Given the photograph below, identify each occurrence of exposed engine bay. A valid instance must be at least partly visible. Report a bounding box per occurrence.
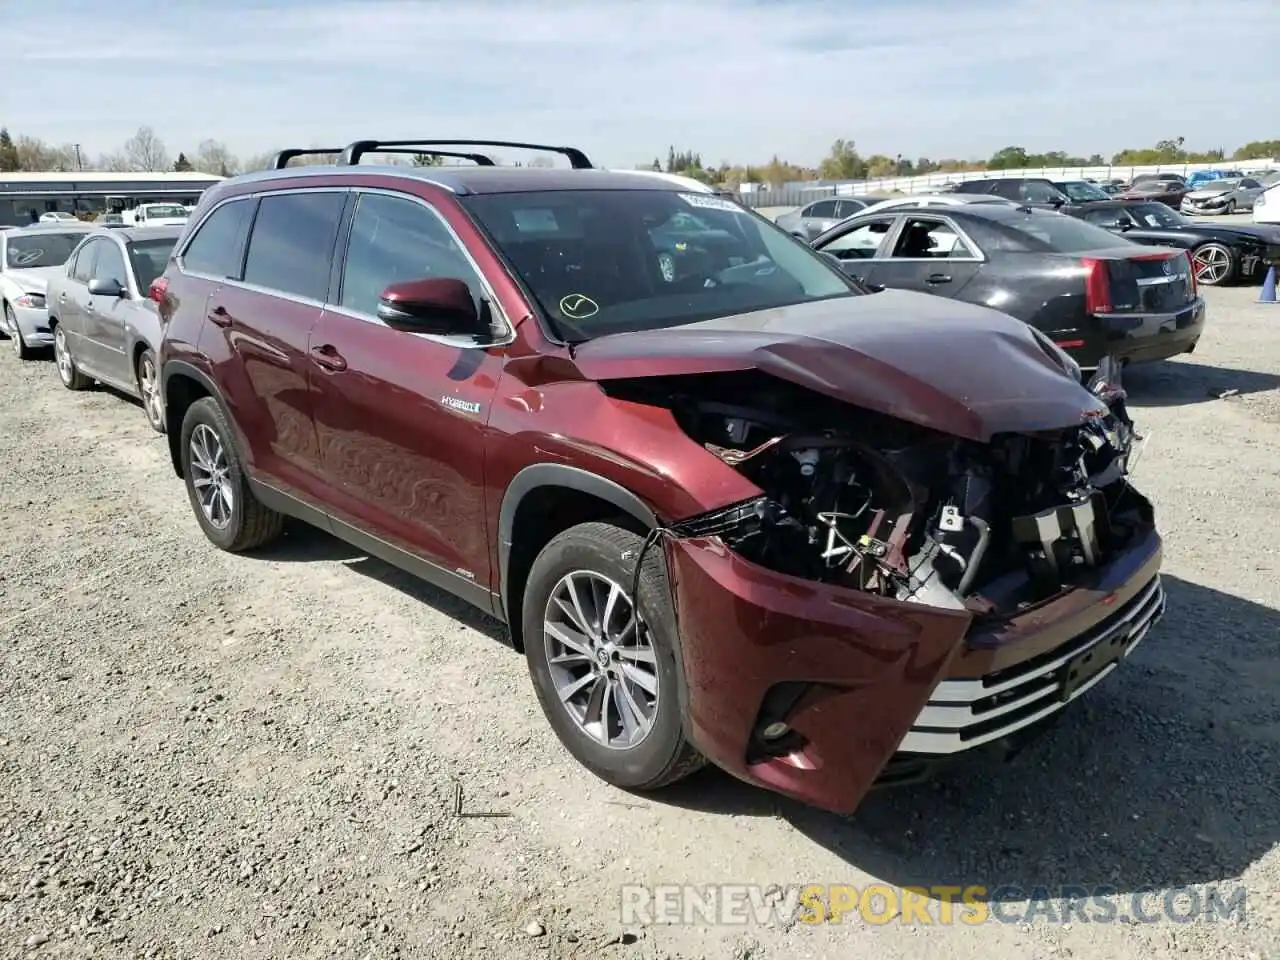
[604,362,1150,616]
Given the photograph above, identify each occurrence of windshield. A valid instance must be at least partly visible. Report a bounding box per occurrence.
[142,204,188,218]
[984,211,1129,254]
[127,237,177,290]
[1055,181,1110,201]
[4,232,86,269]
[459,189,858,341]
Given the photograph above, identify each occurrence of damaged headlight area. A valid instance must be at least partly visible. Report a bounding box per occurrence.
[609,371,1152,616]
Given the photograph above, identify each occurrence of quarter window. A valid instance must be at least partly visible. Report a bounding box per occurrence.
[339,193,482,316]
[182,198,254,279]
[243,192,347,301]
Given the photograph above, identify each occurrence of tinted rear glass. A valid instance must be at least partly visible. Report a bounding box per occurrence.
[980,211,1129,253]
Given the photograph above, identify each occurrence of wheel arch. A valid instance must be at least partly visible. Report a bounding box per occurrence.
[161,360,233,478]
[498,464,659,651]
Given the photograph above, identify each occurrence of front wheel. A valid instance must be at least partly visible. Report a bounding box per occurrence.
[178,397,284,552]
[522,521,704,792]
[1191,243,1235,286]
[1225,200,1237,215]
[7,306,35,361]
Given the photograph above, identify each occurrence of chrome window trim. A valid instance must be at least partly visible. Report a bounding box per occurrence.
[177,184,514,349]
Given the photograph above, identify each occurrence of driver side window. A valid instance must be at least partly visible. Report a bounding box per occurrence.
[339,192,483,317]
[819,219,895,260]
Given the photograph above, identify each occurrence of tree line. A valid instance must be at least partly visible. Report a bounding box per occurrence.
[2,124,1278,186]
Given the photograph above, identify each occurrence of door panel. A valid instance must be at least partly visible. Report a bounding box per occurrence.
[871,216,983,298]
[59,239,98,366]
[202,190,347,502]
[309,190,506,586]
[86,240,132,384]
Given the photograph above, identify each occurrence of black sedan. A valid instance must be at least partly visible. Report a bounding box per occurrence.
[1063,200,1280,287]
[810,204,1205,370]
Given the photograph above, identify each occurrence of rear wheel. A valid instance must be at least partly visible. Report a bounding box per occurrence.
[522,521,704,791]
[1191,243,1235,286]
[135,348,165,433]
[179,397,284,552]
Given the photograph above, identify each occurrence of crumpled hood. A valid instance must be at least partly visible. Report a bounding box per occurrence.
[572,290,1105,442]
[5,265,62,293]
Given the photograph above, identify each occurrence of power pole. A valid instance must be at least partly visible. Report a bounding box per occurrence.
[73,144,83,170]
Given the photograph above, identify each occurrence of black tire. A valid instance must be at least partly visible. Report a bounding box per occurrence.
[522,521,704,791]
[1225,200,1237,215]
[178,397,284,552]
[53,324,92,390]
[135,348,165,433]
[6,305,35,361]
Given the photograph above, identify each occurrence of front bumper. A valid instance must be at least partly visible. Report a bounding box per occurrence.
[666,526,1163,814]
[1181,198,1233,215]
[9,303,53,345]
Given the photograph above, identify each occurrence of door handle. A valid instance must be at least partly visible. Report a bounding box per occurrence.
[208,305,231,328]
[926,273,952,284]
[59,293,68,301]
[85,303,96,314]
[310,344,347,372]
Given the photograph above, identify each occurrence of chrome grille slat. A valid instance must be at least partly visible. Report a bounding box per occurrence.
[898,575,1164,755]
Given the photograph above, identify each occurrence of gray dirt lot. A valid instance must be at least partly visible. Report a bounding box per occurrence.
[2,284,1279,960]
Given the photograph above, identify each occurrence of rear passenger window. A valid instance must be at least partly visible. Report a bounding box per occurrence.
[182,198,254,279]
[243,192,346,301]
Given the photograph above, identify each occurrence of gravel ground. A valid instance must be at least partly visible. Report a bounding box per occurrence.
[1,284,1278,960]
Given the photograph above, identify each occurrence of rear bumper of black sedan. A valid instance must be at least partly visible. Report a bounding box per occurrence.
[1096,297,1206,367]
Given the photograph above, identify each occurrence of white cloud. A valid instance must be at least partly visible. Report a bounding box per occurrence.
[3,0,1276,167]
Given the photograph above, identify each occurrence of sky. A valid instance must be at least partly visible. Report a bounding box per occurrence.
[3,0,1277,169]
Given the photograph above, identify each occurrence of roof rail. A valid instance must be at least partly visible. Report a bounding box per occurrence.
[269,148,344,170]
[336,139,593,169]
[357,146,496,166]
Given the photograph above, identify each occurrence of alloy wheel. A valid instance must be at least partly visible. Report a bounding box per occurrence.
[188,423,234,529]
[138,354,163,429]
[1192,245,1232,285]
[7,308,22,356]
[542,570,659,750]
[54,328,74,383]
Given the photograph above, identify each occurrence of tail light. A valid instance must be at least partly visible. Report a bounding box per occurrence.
[1185,250,1198,296]
[149,276,168,304]
[1080,257,1111,314]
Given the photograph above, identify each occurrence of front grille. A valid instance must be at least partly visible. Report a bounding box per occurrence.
[897,575,1164,755]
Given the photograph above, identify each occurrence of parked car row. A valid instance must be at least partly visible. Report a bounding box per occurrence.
[0,139,1167,818]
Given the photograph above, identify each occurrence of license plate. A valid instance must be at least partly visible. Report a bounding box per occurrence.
[1058,629,1132,701]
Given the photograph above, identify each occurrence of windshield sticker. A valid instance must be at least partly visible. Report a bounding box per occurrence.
[678,193,740,213]
[511,209,559,232]
[559,293,599,319]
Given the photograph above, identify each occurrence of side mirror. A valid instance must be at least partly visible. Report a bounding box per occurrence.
[376,277,487,337]
[88,277,125,297]
[1118,219,1135,231]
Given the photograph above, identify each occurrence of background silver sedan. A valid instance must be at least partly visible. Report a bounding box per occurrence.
[1180,176,1266,215]
[774,194,894,240]
[45,226,183,433]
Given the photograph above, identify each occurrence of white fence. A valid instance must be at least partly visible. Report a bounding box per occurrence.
[843,159,1278,196]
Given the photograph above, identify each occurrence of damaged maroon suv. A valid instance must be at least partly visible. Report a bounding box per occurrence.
[155,139,1164,814]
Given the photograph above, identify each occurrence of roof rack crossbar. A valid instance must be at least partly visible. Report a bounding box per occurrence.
[337,139,593,169]
[269,148,344,170]
[357,146,496,166]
